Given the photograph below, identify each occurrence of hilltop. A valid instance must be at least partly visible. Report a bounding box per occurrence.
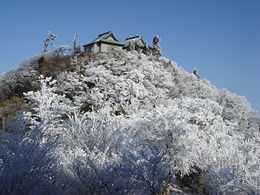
[0,48,259,194]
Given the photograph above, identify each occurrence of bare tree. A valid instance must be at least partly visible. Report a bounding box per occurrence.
[43,32,57,53]
[73,32,81,54]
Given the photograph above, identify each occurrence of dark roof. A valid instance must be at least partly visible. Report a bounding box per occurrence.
[98,31,112,37]
[83,31,125,47]
[126,35,141,40]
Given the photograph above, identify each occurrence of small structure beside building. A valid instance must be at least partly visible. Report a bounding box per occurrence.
[123,35,161,56]
[83,31,125,53]
[123,35,148,52]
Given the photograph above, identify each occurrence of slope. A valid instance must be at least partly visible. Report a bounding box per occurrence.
[0,49,259,194]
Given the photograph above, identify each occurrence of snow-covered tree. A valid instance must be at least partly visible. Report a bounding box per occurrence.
[43,32,57,53]
[24,76,73,130]
[0,116,59,194]
[1,49,258,194]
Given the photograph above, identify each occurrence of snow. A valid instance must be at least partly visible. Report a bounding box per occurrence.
[0,50,259,194]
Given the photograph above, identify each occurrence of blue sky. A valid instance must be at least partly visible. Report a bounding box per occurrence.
[0,0,259,111]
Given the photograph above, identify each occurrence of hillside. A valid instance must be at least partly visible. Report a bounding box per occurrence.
[0,49,259,194]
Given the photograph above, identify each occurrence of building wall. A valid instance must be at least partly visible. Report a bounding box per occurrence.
[84,44,100,53]
[93,43,100,53]
[84,45,93,52]
[85,43,122,53]
[100,43,122,52]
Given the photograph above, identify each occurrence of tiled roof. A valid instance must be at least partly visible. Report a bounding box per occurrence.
[83,31,125,46]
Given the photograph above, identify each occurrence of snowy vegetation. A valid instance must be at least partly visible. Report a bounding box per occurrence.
[0,49,259,194]
[0,45,69,103]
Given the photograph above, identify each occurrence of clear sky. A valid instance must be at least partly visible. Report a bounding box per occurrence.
[0,0,259,111]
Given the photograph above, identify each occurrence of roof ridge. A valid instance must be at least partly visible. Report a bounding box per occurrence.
[98,31,112,37]
[126,35,141,40]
